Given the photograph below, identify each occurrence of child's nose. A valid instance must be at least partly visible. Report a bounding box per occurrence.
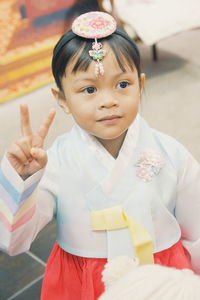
[98,94,119,109]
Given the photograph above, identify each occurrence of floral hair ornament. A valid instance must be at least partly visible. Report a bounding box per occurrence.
[72,11,116,76]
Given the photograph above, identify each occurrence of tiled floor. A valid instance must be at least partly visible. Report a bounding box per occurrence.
[0,221,56,300]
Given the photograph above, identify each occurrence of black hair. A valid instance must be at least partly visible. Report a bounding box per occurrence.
[52,28,141,91]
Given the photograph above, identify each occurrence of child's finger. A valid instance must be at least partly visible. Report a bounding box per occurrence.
[15,137,32,160]
[7,144,30,165]
[30,148,47,168]
[20,104,33,137]
[37,108,56,140]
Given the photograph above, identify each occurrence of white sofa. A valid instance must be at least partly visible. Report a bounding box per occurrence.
[99,0,200,59]
[100,0,200,45]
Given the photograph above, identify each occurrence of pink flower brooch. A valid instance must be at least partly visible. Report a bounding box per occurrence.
[135,149,165,182]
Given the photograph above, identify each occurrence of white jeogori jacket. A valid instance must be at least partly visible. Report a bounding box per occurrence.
[1,115,200,273]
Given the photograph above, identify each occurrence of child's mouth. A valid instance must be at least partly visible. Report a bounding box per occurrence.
[98,115,122,122]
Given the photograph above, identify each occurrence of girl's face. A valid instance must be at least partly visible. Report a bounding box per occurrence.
[54,43,145,154]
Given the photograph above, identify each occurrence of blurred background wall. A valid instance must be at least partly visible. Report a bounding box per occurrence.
[0,0,98,103]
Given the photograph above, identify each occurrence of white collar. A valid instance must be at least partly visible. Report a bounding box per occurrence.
[76,115,140,172]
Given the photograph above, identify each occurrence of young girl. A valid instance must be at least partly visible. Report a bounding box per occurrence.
[0,11,200,300]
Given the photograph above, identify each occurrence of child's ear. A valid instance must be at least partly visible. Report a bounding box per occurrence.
[51,87,71,114]
[140,73,145,93]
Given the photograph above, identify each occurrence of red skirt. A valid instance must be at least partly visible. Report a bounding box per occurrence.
[41,241,192,300]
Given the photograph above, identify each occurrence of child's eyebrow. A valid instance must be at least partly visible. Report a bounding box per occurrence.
[73,77,97,84]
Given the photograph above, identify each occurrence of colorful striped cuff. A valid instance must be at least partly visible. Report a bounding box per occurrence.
[0,155,44,231]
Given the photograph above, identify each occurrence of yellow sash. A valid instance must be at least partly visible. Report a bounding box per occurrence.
[91,206,154,264]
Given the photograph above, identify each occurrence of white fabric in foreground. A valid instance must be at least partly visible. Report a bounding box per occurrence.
[100,256,200,300]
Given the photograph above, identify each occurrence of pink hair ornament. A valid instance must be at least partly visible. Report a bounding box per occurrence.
[72,11,117,76]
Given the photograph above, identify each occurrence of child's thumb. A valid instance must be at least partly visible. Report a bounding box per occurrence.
[30,147,47,168]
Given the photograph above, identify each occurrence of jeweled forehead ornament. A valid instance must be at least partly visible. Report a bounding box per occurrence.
[72,11,117,76]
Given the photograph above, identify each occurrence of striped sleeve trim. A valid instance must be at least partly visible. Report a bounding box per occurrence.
[0,191,37,231]
[0,205,36,232]
[0,156,44,232]
[0,155,44,211]
[1,155,44,193]
[0,168,38,205]
[0,191,36,223]
[0,177,39,214]
[0,167,20,202]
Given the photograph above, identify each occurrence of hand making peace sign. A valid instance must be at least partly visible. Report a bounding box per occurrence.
[6,104,56,179]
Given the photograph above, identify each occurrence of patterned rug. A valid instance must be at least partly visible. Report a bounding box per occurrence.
[0,0,98,103]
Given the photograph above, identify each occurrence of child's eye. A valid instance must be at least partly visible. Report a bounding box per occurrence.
[116,81,129,89]
[82,86,97,94]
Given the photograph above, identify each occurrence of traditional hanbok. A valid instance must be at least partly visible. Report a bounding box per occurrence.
[1,115,200,300]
